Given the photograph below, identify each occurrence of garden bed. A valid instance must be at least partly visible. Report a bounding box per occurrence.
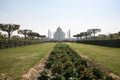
[37,43,114,80]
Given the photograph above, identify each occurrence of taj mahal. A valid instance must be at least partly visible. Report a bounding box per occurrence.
[53,27,65,40]
[48,27,71,41]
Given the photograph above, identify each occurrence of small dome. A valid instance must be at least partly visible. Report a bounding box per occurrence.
[57,27,62,31]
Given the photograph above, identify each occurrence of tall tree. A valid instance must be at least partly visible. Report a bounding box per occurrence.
[73,34,80,40]
[98,34,107,39]
[79,33,84,39]
[87,28,101,38]
[74,32,92,40]
[0,24,20,41]
[118,31,120,37]
[118,31,120,35]
[18,29,32,39]
[35,33,41,39]
[27,32,35,39]
[109,33,119,39]
[80,32,91,39]
[40,35,46,40]
[27,32,41,39]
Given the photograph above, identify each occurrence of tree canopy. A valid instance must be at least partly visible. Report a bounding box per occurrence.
[87,28,101,37]
[18,29,32,39]
[0,24,20,40]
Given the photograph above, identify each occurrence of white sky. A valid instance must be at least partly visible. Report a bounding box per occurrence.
[0,0,120,38]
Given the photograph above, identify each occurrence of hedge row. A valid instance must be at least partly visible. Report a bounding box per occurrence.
[0,40,42,49]
[76,39,120,48]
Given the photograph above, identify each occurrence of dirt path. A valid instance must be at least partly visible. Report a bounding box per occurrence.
[22,50,52,80]
[77,51,120,80]
[21,49,120,80]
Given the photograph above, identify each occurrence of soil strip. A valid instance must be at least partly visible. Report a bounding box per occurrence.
[21,49,120,80]
[22,50,52,80]
[77,51,120,80]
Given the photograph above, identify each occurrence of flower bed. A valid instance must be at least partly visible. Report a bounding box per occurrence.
[37,43,114,80]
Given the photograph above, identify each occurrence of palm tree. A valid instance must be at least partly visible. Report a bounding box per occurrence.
[0,24,20,41]
[18,29,32,39]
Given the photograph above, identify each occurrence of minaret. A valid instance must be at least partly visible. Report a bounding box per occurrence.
[48,29,51,39]
[67,31,68,39]
[68,29,71,40]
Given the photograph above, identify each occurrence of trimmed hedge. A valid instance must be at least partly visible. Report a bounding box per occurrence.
[76,39,120,48]
[0,40,42,49]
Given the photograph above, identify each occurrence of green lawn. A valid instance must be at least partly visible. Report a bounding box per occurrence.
[0,42,56,80]
[66,42,120,76]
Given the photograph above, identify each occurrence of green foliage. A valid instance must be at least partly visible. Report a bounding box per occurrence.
[93,68,103,79]
[0,39,42,49]
[45,60,53,69]
[0,23,20,41]
[37,70,49,80]
[0,24,46,49]
[87,28,101,37]
[76,39,120,48]
[51,74,64,80]
[0,24,19,33]
[74,29,120,40]
[51,61,63,74]
[67,42,120,76]
[38,43,114,80]
[105,76,115,80]
[18,29,32,39]
[0,43,56,79]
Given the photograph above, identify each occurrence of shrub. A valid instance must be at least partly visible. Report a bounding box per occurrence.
[37,70,49,80]
[38,43,115,80]
[93,68,103,79]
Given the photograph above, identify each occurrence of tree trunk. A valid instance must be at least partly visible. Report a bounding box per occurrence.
[94,33,95,38]
[77,37,78,41]
[86,35,87,39]
[80,37,82,40]
[37,37,39,40]
[8,32,11,41]
[7,32,11,47]
[24,34,27,39]
[41,37,43,40]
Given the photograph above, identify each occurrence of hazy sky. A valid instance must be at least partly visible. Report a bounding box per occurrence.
[0,0,120,37]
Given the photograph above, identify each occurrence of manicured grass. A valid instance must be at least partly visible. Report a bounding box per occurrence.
[0,42,56,79]
[66,42,120,76]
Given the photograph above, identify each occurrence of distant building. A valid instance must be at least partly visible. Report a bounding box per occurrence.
[48,29,52,39]
[53,27,65,41]
[67,29,71,40]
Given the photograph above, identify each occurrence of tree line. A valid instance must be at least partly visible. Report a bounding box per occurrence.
[73,28,120,48]
[0,23,46,48]
[0,23,46,41]
[73,28,120,40]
